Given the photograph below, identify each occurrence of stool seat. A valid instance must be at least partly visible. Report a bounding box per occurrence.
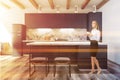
[55,57,70,61]
[30,57,48,63]
[31,57,47,61]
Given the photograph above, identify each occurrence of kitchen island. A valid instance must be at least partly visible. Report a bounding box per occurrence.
[25,41,107,69]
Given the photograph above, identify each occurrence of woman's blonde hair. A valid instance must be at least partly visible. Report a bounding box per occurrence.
[92,20,99,30]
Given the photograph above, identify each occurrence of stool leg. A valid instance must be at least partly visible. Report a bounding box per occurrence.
[29,62,31,77]
[47,62,49,75]
[54,63,56,77]
[33,64,35,73]
[46,62,48,77]
[69,63,71,77]
[48,63,49,73]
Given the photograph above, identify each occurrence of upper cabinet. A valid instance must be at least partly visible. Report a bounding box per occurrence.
[25,13,87,28]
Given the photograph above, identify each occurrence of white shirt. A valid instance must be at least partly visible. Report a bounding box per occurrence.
[89,29,100,41]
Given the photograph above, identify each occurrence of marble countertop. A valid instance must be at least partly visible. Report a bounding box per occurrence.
[23,40,107,46]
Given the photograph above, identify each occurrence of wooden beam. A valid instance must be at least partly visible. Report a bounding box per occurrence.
[29,0,39,9]
[48,0,54,9]
[97,0,109,9]
[81,0,90,9]
[11,0,25,9]
[66,0,71,9]
[0,2,11,9]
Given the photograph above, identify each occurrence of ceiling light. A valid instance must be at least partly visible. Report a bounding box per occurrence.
[92,5,97,13]
[74,5,78,13]
[38,5,42,13]
[56,5,60,13]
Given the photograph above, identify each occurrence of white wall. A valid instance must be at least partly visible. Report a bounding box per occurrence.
[0,7,39,45]
[99,0,120,64]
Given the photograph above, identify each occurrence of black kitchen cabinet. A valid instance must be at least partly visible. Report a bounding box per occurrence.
[25,13,87,28]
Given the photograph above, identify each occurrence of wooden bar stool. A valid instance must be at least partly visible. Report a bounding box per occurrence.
[53,57,71,77]
[29,54,49,78]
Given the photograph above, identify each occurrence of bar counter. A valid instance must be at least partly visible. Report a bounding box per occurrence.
[26,41,107,45]
[25,41,107,69]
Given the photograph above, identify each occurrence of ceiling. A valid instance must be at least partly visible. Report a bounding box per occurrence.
[0,0,109,13]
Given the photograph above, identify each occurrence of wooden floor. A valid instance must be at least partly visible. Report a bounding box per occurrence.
[0,55,119,80]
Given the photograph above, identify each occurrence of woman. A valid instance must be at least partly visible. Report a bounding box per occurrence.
[87,20,101,74]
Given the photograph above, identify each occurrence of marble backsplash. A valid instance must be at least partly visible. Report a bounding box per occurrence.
[26,28,87,41]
